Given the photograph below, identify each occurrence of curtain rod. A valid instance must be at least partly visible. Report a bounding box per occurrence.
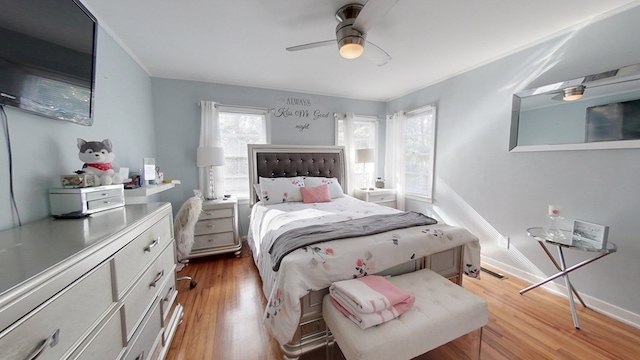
[405,103,436,116]
[197,101,273,112]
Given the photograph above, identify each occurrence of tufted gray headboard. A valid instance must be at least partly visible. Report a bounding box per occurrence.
[248,144,347,205]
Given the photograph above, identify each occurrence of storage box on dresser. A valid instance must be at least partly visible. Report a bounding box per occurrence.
[0,203,183,360]
[49,184,125,217]
[353,188,397,209]
[188,196,241,258]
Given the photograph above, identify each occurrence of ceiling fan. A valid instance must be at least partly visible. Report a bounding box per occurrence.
[286,0,399,66]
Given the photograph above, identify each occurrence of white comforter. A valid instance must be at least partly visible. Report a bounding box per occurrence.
[248,196,481,345]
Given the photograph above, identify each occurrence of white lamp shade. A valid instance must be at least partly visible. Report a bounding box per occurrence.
[197,147,225,167]
[356,148,375,163]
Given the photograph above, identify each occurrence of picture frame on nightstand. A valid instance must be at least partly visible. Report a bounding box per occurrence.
[571,220,609,249]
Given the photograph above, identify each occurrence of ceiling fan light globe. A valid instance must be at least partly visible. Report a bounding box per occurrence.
[340,43,364,59]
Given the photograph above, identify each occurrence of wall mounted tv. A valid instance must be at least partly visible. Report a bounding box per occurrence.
[0,0,97,126]
[586,98,640,143]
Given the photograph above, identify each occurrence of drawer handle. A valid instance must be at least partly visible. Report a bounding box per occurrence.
[164,286,175,302]
[100,193,108,196]
[134,350,145,360]
[103,200,111,204]
[205,212,214,216]
[150,270,165,288]
[26,329,60,360]
[144,237,160,252]
[207,223,215,228]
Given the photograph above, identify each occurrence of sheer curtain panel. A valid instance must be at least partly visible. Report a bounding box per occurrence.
[385,112,407,210]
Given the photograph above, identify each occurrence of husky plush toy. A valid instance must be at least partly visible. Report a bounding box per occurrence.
[77,138,124,186]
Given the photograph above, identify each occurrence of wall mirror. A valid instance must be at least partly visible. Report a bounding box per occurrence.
[510,63,640,152]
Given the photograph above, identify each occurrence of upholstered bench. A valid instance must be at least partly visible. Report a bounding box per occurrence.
[322,268,489,360]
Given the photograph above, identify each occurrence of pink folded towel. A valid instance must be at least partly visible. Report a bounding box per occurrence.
[330,275,413,313]
[330,294,415,329]
[329,275,415,329]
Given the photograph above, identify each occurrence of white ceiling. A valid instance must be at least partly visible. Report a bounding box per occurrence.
[81,0,640,102]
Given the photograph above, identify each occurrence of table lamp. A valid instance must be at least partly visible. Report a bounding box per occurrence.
[356,148,375,189]
[197,146,225,200]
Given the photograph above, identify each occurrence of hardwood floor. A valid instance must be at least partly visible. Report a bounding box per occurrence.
[166,244,640,360]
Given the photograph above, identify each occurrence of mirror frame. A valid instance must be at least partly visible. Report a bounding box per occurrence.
[509,63,640,152]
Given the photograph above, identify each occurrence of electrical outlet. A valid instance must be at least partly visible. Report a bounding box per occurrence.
[499,235,510,249]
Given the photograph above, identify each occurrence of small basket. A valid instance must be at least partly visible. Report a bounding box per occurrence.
[60,174,96,188]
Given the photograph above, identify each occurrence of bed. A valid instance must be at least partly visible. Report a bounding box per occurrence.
[247,144,481,360]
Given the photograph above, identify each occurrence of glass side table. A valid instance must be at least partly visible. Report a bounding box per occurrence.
[520,227,617,329]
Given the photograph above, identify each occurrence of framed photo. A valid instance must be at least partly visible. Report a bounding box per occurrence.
[572,220,609,249]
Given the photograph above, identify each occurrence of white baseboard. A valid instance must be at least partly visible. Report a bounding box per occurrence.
[481,255,640,330]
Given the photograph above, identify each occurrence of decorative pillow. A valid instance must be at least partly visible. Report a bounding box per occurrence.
[300,184,332,204]
[303,177,345,198]
[259,176,305,205]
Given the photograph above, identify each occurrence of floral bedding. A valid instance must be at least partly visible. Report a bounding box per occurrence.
[247,196,481,345]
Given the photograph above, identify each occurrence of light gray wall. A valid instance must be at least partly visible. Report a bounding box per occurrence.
[150,78,386,224]
[388,6,640,319]
[0,27,156,230]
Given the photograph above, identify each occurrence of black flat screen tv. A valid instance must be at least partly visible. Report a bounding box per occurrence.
[586,98,640,143]
[0,0,97,125]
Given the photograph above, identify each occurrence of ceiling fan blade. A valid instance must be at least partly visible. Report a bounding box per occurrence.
[364,41,392,66]
[286,40,336,52]
[353,0,399,33]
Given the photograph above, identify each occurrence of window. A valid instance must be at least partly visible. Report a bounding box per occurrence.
[218,108,269,198]
[336,116,378,188]
[404,106,436,199]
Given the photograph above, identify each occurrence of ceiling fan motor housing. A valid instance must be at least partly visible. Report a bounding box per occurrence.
[335,4,366,58]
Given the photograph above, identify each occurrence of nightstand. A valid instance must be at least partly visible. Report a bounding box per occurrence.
[353,188,397,209]
[188,196,241,258]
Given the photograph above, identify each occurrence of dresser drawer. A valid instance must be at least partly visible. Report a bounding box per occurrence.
[121,243,175,340]
[87,196,124,211]
[72,306,125,360]
[0,262,113,360]
[200,208,233,220]
[159,270,178,326]
[194,217,233,235]
[122,299,163,360]
[192,231,235,250]
[113,215,172,296]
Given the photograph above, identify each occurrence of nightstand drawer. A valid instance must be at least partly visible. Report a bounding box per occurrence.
[195,218,233,235]
[368,193,394,203]
[193,232,235,250]
[200,208,233,220]
[377,200,397,208]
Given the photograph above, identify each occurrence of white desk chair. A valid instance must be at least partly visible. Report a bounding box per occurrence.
[174,194,203,289]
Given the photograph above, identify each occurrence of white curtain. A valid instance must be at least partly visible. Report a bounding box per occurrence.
[385,112,406,210]
[335,112,357,195]
[199,101,225,197]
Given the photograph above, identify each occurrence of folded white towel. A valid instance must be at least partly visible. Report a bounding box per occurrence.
[329,275,415,329]
[329,275,413,313]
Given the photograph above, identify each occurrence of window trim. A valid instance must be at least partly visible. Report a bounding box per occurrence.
[403,104,437,201]
[217,106,270,200]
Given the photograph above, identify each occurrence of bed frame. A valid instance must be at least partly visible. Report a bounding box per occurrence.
[247,144,465,360]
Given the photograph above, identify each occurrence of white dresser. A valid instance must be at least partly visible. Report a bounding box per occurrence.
[0,203,183,360]
[188,196,241,258]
